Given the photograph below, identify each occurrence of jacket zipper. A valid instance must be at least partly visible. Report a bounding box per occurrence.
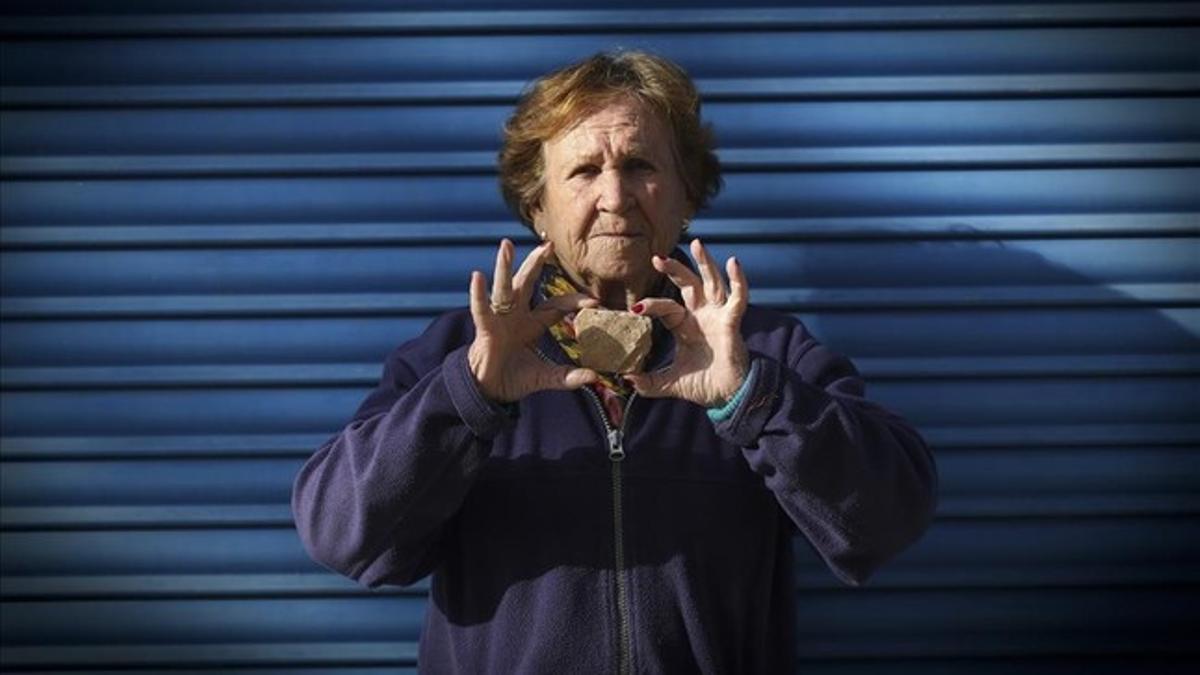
[535,348,637,673]
[585,386,637,675]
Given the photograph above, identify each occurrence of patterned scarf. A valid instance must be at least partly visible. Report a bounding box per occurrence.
[539,265,635,427]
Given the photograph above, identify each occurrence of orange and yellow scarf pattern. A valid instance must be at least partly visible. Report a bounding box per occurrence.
[540,266,634,425]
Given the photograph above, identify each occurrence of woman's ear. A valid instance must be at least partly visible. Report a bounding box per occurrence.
[526,201,543,234]
[676,205,697,244]
[529,209,546,241]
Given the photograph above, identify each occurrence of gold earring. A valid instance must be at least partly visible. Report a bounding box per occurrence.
[539,230,548,240]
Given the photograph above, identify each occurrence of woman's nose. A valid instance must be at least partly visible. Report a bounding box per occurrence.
[596,169,633,213]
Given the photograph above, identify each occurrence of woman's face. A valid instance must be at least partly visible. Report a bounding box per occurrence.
[531,97,691,302]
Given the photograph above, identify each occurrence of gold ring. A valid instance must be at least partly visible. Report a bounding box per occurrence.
[490,300,514,315]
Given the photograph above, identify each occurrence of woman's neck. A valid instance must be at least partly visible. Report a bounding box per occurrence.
[590,281,643,311]
[558,266,664,311]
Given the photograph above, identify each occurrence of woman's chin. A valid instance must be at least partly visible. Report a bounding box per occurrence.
[585,256,652,284]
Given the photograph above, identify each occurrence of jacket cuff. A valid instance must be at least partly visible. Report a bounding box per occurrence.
[707,359,760,423]
[443,344,513,440]
[713,354,830,447]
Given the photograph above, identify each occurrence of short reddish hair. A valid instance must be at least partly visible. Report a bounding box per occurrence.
[498,50,723,228]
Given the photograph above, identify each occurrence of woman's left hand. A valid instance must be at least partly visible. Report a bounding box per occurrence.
[623,238,751,408]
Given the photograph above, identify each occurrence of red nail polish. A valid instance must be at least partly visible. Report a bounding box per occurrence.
[631,302,644,314]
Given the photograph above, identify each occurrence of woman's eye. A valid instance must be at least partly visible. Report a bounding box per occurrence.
[625,158,655,172]
[570,165,600,178]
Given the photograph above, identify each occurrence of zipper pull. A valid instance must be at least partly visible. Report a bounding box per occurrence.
[607,429,625,461]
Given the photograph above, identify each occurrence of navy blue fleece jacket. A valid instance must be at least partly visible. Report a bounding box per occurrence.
[292,291,938,673]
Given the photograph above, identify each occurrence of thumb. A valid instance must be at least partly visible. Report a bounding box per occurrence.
[622,368,675,399]
[540,364,599,391]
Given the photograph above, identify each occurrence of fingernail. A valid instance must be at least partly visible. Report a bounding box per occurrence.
[631,302,644,314]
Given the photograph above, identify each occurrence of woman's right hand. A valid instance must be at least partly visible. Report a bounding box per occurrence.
[467,239,600,403]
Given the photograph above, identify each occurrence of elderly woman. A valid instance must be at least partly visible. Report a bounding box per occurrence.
[293,51,937,673]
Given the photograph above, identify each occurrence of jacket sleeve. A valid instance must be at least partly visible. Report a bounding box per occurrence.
[291,311,510,588]
[713,315,938,587]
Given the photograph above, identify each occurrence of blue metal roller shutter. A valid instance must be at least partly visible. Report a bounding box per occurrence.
[1,1,1198,672]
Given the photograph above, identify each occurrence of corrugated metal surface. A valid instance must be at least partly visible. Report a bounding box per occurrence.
[2,1,1198,672]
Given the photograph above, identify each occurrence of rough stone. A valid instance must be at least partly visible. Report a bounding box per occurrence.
[574,308,653,373]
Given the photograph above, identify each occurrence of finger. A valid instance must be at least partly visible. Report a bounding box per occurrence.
[651,255,704,309]
[490,239,515,308]
[468,271,489,324]
[531,292,600,329]
[512,241,553,307]
[633,297,689,333]
[691,238,727,305]
[726,256,749,322]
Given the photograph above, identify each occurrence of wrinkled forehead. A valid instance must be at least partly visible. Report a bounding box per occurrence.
[549,98,673,159]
